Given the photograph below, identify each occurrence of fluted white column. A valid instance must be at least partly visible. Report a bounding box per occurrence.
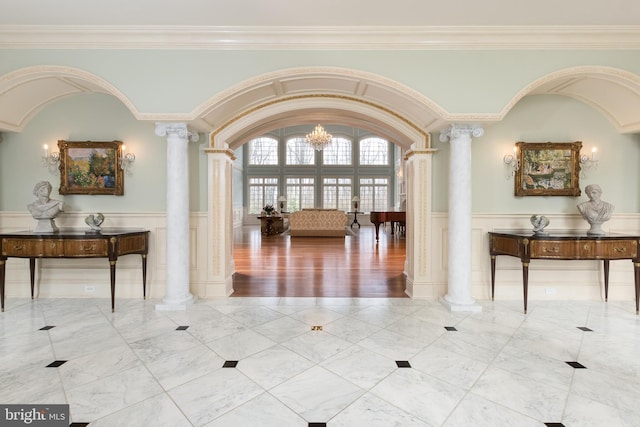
[439,124,483,312]
[155,122,199,311]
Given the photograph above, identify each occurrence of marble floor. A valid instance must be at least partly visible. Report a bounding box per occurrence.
[1,297,640,427]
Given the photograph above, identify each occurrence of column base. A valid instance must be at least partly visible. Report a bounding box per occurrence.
[156,293,196,311]
[439,296,482,313]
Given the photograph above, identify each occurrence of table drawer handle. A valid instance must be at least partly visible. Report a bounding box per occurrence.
[542,246,560,253]
[80,244,97,251]
[614,247,627,253]
[12,244,25,251]
[584,244,590,251]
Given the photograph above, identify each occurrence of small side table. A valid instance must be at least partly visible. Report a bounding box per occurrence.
[258,216,284,235]
[347,211,363,228]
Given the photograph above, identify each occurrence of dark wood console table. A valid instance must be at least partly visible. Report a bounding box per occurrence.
[0,229,149,312]
[489,230,640,314]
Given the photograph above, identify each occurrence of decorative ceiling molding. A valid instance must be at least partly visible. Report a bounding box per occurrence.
[1,25,640,50]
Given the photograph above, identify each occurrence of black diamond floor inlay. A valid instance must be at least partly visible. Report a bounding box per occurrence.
[577,326,593,331]
[70,423,90,427]
[396,360,411,368]
[544,423,566,427]
[309,423,327,427]
[566,361,587,369]
[39,326,55,330]
[445,326,457,331]
[176,326,189,330]
[223,360,239,368]
[46,360,68,368]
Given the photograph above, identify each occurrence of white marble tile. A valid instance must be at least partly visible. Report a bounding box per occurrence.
[0,331,55,370]
[0,363,66,404]
[470,366,567,422]
[508,328,582,362]
[493,344,574,391]
[89,393,192,427]
[50,327,128,360]
[410,344,488,389]
[281,330,354,363]
[129,329,203,364]
[144,344,224,390]
[288,306,345,325]
[204,393,306,427]
[369,368,466,426]
[383,316,445,346]
[562,393,640,427]
[358,329,427,360]
[226,305,284,327]
[66,364,164,421]
[236,345,314,389]
[58,344,142,390]
[187,317,248,343]
[571,368,640,416]
[443,393,541,427]
[330,393,429,427]
[168,368,264,426]
[348,305,408,328]
[410,304,468,326]
[320,345,396,389]
[206,328,276,360]
[252,316,310,343]
[322,316,381,343]
[270,366,364,422]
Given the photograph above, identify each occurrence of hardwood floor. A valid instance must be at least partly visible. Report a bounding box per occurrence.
[231,225,408,298]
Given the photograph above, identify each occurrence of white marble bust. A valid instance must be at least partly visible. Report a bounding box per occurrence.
[27,181,63,232]
[576,184,614,235]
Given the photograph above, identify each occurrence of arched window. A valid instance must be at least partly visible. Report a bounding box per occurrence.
[322,137,352,165]
[286,137,316,165]
[248,137,278,165]
[359,137,389,165]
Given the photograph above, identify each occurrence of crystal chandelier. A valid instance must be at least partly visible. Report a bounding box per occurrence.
[305,124,333,151]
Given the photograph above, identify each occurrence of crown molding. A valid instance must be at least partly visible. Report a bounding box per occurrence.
[1,25,640,50]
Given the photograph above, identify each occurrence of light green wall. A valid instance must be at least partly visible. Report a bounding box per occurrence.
[1,91,639,215]
[2,49,640,114]
[430,94,640,213]
[0,93,207,212]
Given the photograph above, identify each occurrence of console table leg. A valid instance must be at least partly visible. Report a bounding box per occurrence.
[109,261,116,312]
[29,258,36,299]
[603,259,610,302]
[522,262,529,314]
[0,259,5,312]
[490,255,496,301]
[634,262,640,315]
[142,254,148,299]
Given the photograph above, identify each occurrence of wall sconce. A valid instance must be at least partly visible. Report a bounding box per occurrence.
[352,196,360,211]
[277,196,287,212]
[119,145,136,173]
[42,144,60,173]
[503,147,520,179]
[580,147,599,177]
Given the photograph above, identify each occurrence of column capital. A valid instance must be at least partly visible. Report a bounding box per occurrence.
[155,122,200,142]
[439,123,484,142]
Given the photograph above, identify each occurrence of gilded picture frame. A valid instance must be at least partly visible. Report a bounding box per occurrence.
[514,141,582,197]
[58,140,124,195]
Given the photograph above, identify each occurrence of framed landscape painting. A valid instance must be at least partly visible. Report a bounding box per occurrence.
[58,140,124,195]
[514,141,582,197]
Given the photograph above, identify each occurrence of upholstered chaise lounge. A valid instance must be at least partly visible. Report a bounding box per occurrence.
[289,209,347,237]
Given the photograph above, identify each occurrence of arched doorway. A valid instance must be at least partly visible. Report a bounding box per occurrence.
[200,68,439,299]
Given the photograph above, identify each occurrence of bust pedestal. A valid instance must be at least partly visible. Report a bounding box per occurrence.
[34,219,59,233]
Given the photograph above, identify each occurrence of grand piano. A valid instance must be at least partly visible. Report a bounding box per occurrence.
[370,211,406,241]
